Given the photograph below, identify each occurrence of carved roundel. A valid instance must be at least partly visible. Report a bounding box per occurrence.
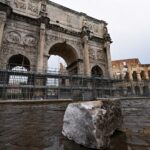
[23,35,37,47]
[5,31,21,44]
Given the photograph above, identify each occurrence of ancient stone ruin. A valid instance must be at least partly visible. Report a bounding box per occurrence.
[0,0,115,100]
[62,100,122,149]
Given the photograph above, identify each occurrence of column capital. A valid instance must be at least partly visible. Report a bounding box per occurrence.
[40,23,46,30]
[104,33,112,43]
[38,16,50,26]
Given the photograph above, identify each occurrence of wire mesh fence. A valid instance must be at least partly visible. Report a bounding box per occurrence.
[0,68,117,100]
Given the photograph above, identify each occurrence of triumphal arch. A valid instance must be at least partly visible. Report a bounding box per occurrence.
[0,0,113,100]
[0,0,112,77]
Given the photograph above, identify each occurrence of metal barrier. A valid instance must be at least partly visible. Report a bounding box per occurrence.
[0,69,115,100]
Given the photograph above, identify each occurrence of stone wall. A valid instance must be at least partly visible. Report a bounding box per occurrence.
[120,97,150,136]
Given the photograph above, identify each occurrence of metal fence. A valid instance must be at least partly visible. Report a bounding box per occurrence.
[0,69,117,100]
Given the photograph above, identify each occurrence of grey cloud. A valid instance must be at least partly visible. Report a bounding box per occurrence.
[51,0,150,63]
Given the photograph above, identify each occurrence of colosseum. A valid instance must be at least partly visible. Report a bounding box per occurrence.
[112,58,150,96]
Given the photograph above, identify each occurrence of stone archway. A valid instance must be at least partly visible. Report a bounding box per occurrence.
[7,54,30,71]
[48,42,80,75]
[91,65,103,77]
[6,54,32,99]
[132,71,138,81]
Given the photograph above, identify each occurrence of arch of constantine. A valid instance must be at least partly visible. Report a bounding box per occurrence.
[0,0,112,77]
[0,0,113,100]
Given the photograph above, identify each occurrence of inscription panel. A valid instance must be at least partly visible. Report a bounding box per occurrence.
[10,0,41,18]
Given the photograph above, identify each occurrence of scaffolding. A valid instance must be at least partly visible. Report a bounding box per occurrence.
[0,68,119,100]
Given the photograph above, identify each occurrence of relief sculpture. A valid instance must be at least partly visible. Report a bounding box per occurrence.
[97,49,106,61]
[5,31,21,44]
[14,0,40,15]
[14,0,26,10]
[82,19,98,34]
[23,35,37,47]
[89,48,96,60]
[28,0,40,14]
[28,3,38,14]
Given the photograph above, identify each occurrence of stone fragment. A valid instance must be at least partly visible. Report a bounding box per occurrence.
[62,100,122,149]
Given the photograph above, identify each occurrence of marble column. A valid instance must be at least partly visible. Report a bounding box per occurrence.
[105,41,113,79]
[137,72,141,81]
[145,71,149,80]
[0,12,6,50]
[77,61,84,75]
[37,23,46,72]
[82,35,90,76]
[128,66,133,81]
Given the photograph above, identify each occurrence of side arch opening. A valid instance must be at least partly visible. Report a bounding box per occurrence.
[91,65,103,77]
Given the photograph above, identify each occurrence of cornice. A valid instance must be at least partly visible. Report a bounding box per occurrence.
[0,1,108,43]
[9,12,41,26]
[48,0,107,25]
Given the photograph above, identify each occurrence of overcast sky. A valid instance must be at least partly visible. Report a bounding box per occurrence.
[50,0,150,64]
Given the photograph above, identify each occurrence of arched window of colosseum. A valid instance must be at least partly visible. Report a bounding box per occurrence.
[127,86,132,96]
[124,72,129,81]
[143,86,149,96]
[135,86,140,96]
[91,66,103,77]
[140,71,146,80]
[132,71,138,81]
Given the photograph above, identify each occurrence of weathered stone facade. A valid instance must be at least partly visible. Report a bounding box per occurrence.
[0,0,112,78]
[112,58,150,96]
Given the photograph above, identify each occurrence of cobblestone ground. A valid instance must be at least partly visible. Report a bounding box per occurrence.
[0,102,149,150]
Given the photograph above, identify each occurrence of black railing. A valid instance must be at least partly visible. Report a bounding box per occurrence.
[0,69,115,100]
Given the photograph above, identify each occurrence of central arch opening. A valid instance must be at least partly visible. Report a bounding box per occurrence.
[48,42,79,75]
[47,43,79,98]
